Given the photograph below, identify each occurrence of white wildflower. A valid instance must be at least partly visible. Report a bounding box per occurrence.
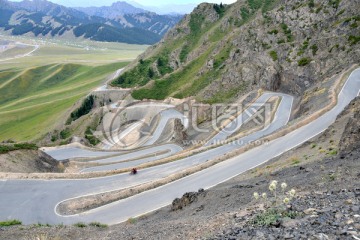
[269,182,277,191]
[271,180,278,186]
[283,197,290,204]
[289,189,296,197]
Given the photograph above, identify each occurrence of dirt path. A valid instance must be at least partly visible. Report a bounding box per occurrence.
[0,43,39,62]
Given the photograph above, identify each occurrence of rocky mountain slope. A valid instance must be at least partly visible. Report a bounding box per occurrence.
[0,0,181,44]
[112,0,359,104]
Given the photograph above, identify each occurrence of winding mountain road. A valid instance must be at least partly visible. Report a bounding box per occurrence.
[100,102,185,150]
[0,68,358,225]
[48,93,292,173]
[205,93,289,146]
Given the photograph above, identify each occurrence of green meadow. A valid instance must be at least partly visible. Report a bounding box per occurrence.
[0,36,147,141]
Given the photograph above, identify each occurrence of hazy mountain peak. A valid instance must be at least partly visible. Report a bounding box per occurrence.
[129,2,197,15]
[110,1,144,11]
[74,1,148,19]
[7,0,88,19]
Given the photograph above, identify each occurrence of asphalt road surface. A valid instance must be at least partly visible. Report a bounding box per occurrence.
[0,92,294,224]
[80,144,183,173]
[0,68,358,225]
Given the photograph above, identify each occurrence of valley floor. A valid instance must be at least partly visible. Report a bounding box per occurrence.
[0,35,146,142]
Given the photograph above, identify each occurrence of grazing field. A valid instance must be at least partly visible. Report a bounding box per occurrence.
[0,35,147,142]
[0,45,34,59]
[0,34,147,68]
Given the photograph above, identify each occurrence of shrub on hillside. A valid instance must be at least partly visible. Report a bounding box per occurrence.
[0,219,22,227]
[67,95,95,123]
[60,129,71,140]
[0,143,38,154]
[298,57,312,66]
[85,127,100,146]
[213,3,226,16]
[269,50,278,61]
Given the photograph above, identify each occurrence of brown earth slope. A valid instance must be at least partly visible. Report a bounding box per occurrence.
[0,150,63,173]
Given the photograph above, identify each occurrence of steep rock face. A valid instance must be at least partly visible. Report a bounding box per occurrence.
[339,97,360,152]
[171,189,206,211]
[112,0,359,104]
[173,118,188,144]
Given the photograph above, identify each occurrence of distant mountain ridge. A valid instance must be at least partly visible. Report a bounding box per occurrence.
[74,2,183,36]
[126,1,197,15]
[8,0,89,18]
[140,3,197,15]
[74,1,147,18]
[113,13,182,36]
[0,0,182,44]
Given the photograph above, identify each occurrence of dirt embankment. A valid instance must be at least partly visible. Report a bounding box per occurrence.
[0,150,63,173]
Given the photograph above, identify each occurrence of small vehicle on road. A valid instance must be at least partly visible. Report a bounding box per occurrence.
[130,168,138,175]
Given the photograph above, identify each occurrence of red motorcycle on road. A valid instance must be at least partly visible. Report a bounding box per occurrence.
[130,168,138,175]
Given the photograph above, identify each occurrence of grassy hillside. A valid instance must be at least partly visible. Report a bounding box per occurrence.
[110,2,270,102]
[0,62,128,142]
[0,37,144,142]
